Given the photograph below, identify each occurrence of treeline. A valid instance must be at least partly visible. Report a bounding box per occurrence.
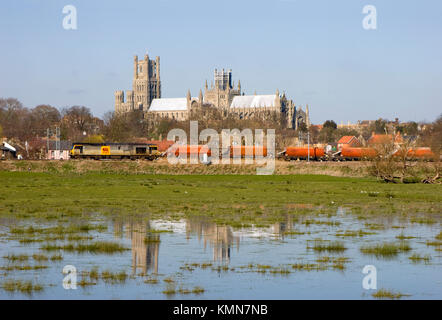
[1,97,440,158]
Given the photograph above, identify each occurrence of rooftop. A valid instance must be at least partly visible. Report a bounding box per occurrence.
[230,95,276,109]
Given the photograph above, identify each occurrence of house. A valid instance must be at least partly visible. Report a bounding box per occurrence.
[47,141,72,160]
[337,136,361,150]
[367,132,403,146]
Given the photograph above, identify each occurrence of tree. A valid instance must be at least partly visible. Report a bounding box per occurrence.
[0,98,35,141]
[83,134,104,143]
[374,118,387,134]
[297,122,308,133]
[31,105,61,136]
[60,106,95,141]
[318,127,336,143]
[61,106,93,132]
[335,128,359,138]
[323,120,337,130]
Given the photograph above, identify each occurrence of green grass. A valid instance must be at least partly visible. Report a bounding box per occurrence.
[0,172,440,227]
[309,240,347,253]
[372,289,410,299]
[408,253,431,263]
[360,242,411,257]
[0,265,48,271]
[0,280,43,294]
[144,278,159,285]
[2,254,29,261]
[32,254,48,261]
[40,241,128,254]
[101,270,128,283]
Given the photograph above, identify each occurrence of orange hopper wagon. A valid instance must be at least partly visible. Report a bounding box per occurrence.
[230,146,268,158]
[285,147,325,160]
[341,147,377,159]
[394,147,435,160]
[168,145,212,157]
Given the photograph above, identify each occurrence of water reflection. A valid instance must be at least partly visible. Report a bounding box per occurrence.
[272,215,295,238]
[112,207,411,274]
[186,217,239,263]
[113,220,159,275]
[112,215,305,271]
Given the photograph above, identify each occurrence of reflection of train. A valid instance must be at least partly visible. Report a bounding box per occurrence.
[70,143,161,160]
[280,146,436,161]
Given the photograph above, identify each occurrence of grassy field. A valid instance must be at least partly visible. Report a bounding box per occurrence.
[0,171,440,227]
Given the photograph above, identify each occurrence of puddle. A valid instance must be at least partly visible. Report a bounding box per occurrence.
[0,209,441,299]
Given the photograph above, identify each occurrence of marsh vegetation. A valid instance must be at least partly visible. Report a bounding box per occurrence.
[0,172,440,299]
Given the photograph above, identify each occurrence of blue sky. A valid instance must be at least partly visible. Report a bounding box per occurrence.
[0,0,441,123]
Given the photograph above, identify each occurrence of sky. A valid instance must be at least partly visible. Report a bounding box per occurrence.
[0,0,441,124]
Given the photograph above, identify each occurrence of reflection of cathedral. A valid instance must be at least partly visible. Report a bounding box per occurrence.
[186,218,239,263]
[113,220,159,275]
[112,216,297,272]
[271,215,295,239]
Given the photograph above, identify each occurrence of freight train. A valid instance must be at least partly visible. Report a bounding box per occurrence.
[166,145,268,159]
[70,142,161,160]
[280,146,436,161]
[69,142,436,162]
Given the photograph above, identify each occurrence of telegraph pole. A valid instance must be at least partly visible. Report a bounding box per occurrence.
[46,128,50,153]
[56,126,60,152]
[307,128,310,162]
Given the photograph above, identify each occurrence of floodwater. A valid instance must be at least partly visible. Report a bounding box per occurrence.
[0,209,441,300]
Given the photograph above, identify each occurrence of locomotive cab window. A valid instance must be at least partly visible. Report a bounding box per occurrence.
[136,147,146,154]
[74,145,83,153]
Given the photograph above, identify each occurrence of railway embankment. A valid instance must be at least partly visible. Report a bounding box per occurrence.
[0,159,438,178]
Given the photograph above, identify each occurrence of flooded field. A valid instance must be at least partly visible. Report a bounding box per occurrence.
[0,172,440,299]
[0,209,440,299]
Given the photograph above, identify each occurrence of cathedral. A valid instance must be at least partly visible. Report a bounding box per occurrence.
[115,51,310,129]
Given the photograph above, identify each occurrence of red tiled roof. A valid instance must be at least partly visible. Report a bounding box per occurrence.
[337,136,356,144]
[368,133,403,145]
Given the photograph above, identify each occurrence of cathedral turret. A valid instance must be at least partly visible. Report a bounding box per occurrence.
[198,89,203,106]
[134,55,138,79]
[275,89,281,108]
[155,56,160,81]
[116,51,161,114]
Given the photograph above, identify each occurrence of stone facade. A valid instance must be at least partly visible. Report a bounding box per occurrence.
[114,52,310,129]
[203,69,241,111]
